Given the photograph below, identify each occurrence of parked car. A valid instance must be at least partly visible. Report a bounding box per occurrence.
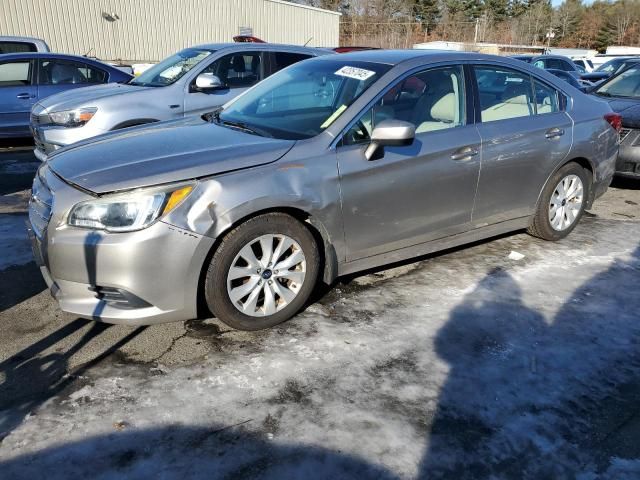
[591,64,640,178]
[585,56,640,82]
[572,57,594,73]
[28,51,618,330]
[0,53,132,139]
[0,36,49,54]
[511,54,609,83]
[30,43,332,160]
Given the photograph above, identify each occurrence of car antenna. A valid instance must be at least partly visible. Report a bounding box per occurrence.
[303,37,313,47]
[84,47,94,58]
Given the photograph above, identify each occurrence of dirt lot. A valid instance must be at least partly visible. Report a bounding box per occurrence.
[1,147,639,479]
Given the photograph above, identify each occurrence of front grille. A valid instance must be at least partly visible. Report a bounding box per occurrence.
[28,170,54,239]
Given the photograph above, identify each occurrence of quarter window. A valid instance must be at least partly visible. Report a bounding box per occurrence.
[343,66,465,145]
[39,60,107,85]
[475,66,535,122]
[0,61,32,87]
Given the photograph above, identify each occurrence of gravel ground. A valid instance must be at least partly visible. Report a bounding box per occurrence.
[0,148,639,479]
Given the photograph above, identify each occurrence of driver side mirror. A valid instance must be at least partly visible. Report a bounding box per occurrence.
[364,119,415,161]
[195,73,225,91]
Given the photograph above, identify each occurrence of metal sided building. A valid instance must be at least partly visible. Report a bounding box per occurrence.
[0,0,340,62]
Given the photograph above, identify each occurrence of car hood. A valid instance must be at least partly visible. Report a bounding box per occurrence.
[34,82,152,112]
[47,117,295,194]
[598,96,640,128]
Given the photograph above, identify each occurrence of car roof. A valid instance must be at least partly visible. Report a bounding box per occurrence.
[0,35,46,43]
[188,42,331,54]
[530,54,572,61]
[310,49,513,66]
[0,52,118,66]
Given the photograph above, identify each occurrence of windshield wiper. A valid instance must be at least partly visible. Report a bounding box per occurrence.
[220,118,273,138]
[204,108,273,138]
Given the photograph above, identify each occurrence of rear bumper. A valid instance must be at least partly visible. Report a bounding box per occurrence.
[617,128,640,178]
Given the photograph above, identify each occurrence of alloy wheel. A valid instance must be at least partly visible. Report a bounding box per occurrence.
[549,174,584,231]
[226,234,307,317]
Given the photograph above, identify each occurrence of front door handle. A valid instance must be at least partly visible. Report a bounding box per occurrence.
[545,128,565,139]
[16,93,35,100]
[450,146,479,161]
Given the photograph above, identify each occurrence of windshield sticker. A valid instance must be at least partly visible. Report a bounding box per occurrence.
[320,104,348,129]
[335,66,376,81]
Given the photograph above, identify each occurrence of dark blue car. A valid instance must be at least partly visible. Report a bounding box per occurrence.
[0,52,132,139]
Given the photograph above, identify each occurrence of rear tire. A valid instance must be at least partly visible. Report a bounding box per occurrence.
[527,162,589,241]
[205,213,319,331]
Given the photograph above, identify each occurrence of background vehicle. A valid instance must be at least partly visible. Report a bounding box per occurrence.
[584,56,640,83]
[0,36,49,54]
[29,51,618,331]
[30,43,332,160]
[591,64,640,178]
[511,54,609,83]
[0,52,132,139]
[572,57,594,72]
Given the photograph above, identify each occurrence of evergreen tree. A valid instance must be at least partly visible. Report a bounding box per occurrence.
[413,0,442,32]
[595,21,616,51]
[485,0,510,22]
[508,0,528,18]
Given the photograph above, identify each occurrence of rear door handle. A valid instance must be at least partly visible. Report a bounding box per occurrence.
[545,128,565,139]
[450,146,479,161]
[16,93,35,99]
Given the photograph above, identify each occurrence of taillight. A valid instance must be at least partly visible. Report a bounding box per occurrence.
[604,112,623,133]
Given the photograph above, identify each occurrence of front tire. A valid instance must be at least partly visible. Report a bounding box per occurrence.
[205,213,320,331]
[528,162,589,241]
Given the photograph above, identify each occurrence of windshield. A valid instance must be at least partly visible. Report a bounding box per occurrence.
[216,59,391,140]
[597,59,622,73]
[130,49,213,87]
[596,66,640,98]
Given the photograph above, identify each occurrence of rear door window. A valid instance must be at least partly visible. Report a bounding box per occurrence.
[0,60,33,86]
[39,59,107,85]
[270,52,313,75]
[546,58,573,71]
[533,80,560,114]
[474,66,535,122]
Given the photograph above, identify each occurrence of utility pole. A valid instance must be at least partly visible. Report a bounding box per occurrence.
[474,17,479,44]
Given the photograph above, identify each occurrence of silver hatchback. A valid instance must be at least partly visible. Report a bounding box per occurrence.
[30,43,330,160]
[29,50,618,330]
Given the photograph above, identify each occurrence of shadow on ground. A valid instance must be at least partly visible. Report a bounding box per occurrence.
[0,263,46,313]
[1,241,638,479]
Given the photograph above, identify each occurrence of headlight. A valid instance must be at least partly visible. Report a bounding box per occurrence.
[68,184,194,232]
[49,107,97,127]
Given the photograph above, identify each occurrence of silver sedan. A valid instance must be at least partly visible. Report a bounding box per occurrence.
[29,50,619,330]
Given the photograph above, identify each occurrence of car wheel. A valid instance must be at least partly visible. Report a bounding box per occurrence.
[528,162,589,241]
[205,213,320,331]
